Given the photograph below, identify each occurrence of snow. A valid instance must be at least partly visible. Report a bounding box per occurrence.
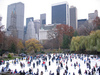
[0,53,100,75]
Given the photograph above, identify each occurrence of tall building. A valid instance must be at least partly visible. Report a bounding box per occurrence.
[52,1,70,25]
[0,15,2,26]
[26,17,34,27]
[78,19,87,28]
[88,10,98,23]
[40,14,46,28]
[34,19,40,40]
[70,6,77,29]
[7,10,18,37]
[25,19,36,40]
[24,17,34,39]
[7,2,24,40]
[39,24,57,41]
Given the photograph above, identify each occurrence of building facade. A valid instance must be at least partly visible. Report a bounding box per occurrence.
[88,10,98,23]
[34,19,40,40]
[7,2,24,40]
[26,17,34,27]
[70,6,77,29]
[40,14,46,28]
[7,10,18,37]
[24,17,34,39]
[52,1,70,25]
[39,24,57,41]
[0,16,2,26]
[78,19,87,28]
[25,19,36,40]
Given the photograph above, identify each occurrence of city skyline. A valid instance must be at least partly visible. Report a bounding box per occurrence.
[0,0,100,27]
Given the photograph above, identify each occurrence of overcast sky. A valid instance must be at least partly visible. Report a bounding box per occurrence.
[0,0,100,26]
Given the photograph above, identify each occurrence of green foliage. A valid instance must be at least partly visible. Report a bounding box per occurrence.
[0,49,2,52]
[8,53,14,58]
[62,35,71,49]
[34,49,37,53]
[8,54,12,58]
[73,30,78,36]
[9,43,17,53]
[70,30,100,52]
[41,51,45,53]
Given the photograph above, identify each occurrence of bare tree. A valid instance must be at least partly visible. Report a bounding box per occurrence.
[78,21,96,36]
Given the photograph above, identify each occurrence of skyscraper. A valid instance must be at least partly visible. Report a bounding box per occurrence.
[70,6,77,29]
[24,17,34,39]
[0,15,2,26]
[88,10,98,23]
[7,2,24,40]
[52,1,70,25]
[40,14,46,28]
[26,17,34,27]
[34,19,40,40]
[78,19,87,28]
[25,19,36,40]
[7,10,18,37]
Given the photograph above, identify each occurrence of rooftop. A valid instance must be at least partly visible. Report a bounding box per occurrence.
[52,1,68,6]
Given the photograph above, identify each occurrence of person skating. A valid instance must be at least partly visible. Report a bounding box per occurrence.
[41,71,43,75]
[33,62,35,68]
[61,62,63,68]
[57,70,60,75]
[97,66,100,75]
[14,69,17,73]
[88,70,91,75]
[49,61,51,66]
[57,66,60,75]
[95,63,98,68]
[8,68,11,73]
[89,63,91,69]
[36,61,38,66]
[63,72,65,75]
[65,70,68,75]
[84,59,86,64]
[66,65,68,71]
[84,70,87,75]
[93,66,96,75]
[79,63,80,68]
[19,70,23,75]
[29,68,32,74]
[6,62,9,69]
[49,70,51,75]
[51,73,54,75]
[22,70,26,75]
[1,67,4,72]
[74,63,76,69]
[20,62,23,68]
[36,68,39,75]
[68,72,71,75]
[73,72,75,75]
[78,68,81,75]
[39,59,41,65]
[45,65,47,72]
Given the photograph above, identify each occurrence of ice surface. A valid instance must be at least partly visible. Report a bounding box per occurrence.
[0,53,100,75]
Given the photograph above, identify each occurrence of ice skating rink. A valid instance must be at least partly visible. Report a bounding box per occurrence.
[0,53,100,75]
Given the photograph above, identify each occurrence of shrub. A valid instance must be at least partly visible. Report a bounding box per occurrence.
[41,51,45,54]
[8,54,12,58]
[8,53,14,58]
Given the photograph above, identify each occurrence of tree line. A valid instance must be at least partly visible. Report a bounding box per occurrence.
[0,25,43,55]
[0,17,100,54]
[70,17,100,53]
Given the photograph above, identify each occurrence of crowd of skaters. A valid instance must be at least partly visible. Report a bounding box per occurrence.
[0,53,100,75]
